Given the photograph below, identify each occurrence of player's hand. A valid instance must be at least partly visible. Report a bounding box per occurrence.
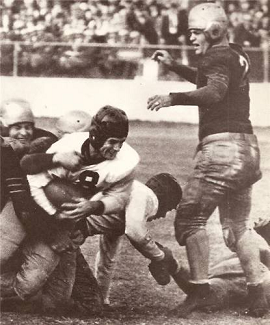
[151,50,174,66]
[53,151,83,171]
[53,209,82,221]
[147,95,172,111]
[61,198,99,219]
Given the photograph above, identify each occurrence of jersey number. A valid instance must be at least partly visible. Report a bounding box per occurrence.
[239,54,249,80]
[79,170,99,194]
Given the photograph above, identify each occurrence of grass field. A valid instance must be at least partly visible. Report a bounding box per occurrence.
[1,120,270,325]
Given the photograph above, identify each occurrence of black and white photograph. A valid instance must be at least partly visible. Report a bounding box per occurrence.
[0,0,269,324]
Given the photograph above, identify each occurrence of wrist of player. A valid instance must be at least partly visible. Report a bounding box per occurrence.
[89,200,105,215]
[168,59,179,70]
[163,95,173,107]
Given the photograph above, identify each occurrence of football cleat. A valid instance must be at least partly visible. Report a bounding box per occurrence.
[172,283,219,318]
[246,283,268,317]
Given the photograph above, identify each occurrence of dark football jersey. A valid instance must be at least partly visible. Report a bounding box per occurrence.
[170,43,253,140]
[197,43,253,140]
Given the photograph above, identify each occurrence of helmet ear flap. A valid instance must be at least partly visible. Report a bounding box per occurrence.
[205,22,224,41]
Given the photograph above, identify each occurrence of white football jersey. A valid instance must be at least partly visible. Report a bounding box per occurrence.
[28,132,140,215]
[126,180,159,222]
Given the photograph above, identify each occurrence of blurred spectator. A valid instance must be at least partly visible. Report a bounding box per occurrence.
[92,9,110,43]
[259,16,270,47]
[19,25,59,76]
[1,0,268,47]
[160,2,188,45]
[131,6,159,44]
[147,1,163,40]
[233,13,261,47]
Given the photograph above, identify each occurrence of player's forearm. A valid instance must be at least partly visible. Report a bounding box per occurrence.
[21,153,55,174]
[128,234,165,261]
[169,62,197,84]
[30,185,58,215]
[29,136,57,154]
[170,81,227,106]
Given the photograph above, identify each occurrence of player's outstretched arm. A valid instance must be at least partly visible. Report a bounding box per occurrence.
[151,50,197,84]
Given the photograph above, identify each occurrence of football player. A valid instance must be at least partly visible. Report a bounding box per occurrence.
[22,106,182,309]
[0,98,58,157]
[25,105,139,220]
[55,110,92,138]
[0,99,73,269]
[147,2,270,318]
[2,105,138,305]
[0,105,103,314]
[90,173,182,307]
[26,105,181,275]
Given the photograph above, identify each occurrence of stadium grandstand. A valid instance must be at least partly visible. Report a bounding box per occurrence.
[1,0,269,80]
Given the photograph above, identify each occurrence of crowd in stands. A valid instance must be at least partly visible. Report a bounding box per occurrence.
[1,0,269,78]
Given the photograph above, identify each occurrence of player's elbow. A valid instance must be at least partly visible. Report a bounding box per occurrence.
[125,225,145,242]
[206,83,227,105]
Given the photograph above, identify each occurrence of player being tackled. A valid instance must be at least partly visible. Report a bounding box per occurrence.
[18,105,183,310]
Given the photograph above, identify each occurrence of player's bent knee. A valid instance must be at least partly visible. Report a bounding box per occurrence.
[174,204,207,246]
[125,226,145,242]
[222,222,255,252]
[174,221,206,246]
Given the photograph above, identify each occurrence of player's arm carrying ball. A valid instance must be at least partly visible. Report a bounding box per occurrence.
[60,199,103,220]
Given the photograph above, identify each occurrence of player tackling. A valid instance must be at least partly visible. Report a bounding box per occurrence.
[18,105,181,309]
[148,2,270,318]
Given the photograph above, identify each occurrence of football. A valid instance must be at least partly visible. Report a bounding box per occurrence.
[44,178,85,208]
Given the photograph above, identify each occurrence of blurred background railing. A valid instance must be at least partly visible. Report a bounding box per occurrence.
[1,41,269,82]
